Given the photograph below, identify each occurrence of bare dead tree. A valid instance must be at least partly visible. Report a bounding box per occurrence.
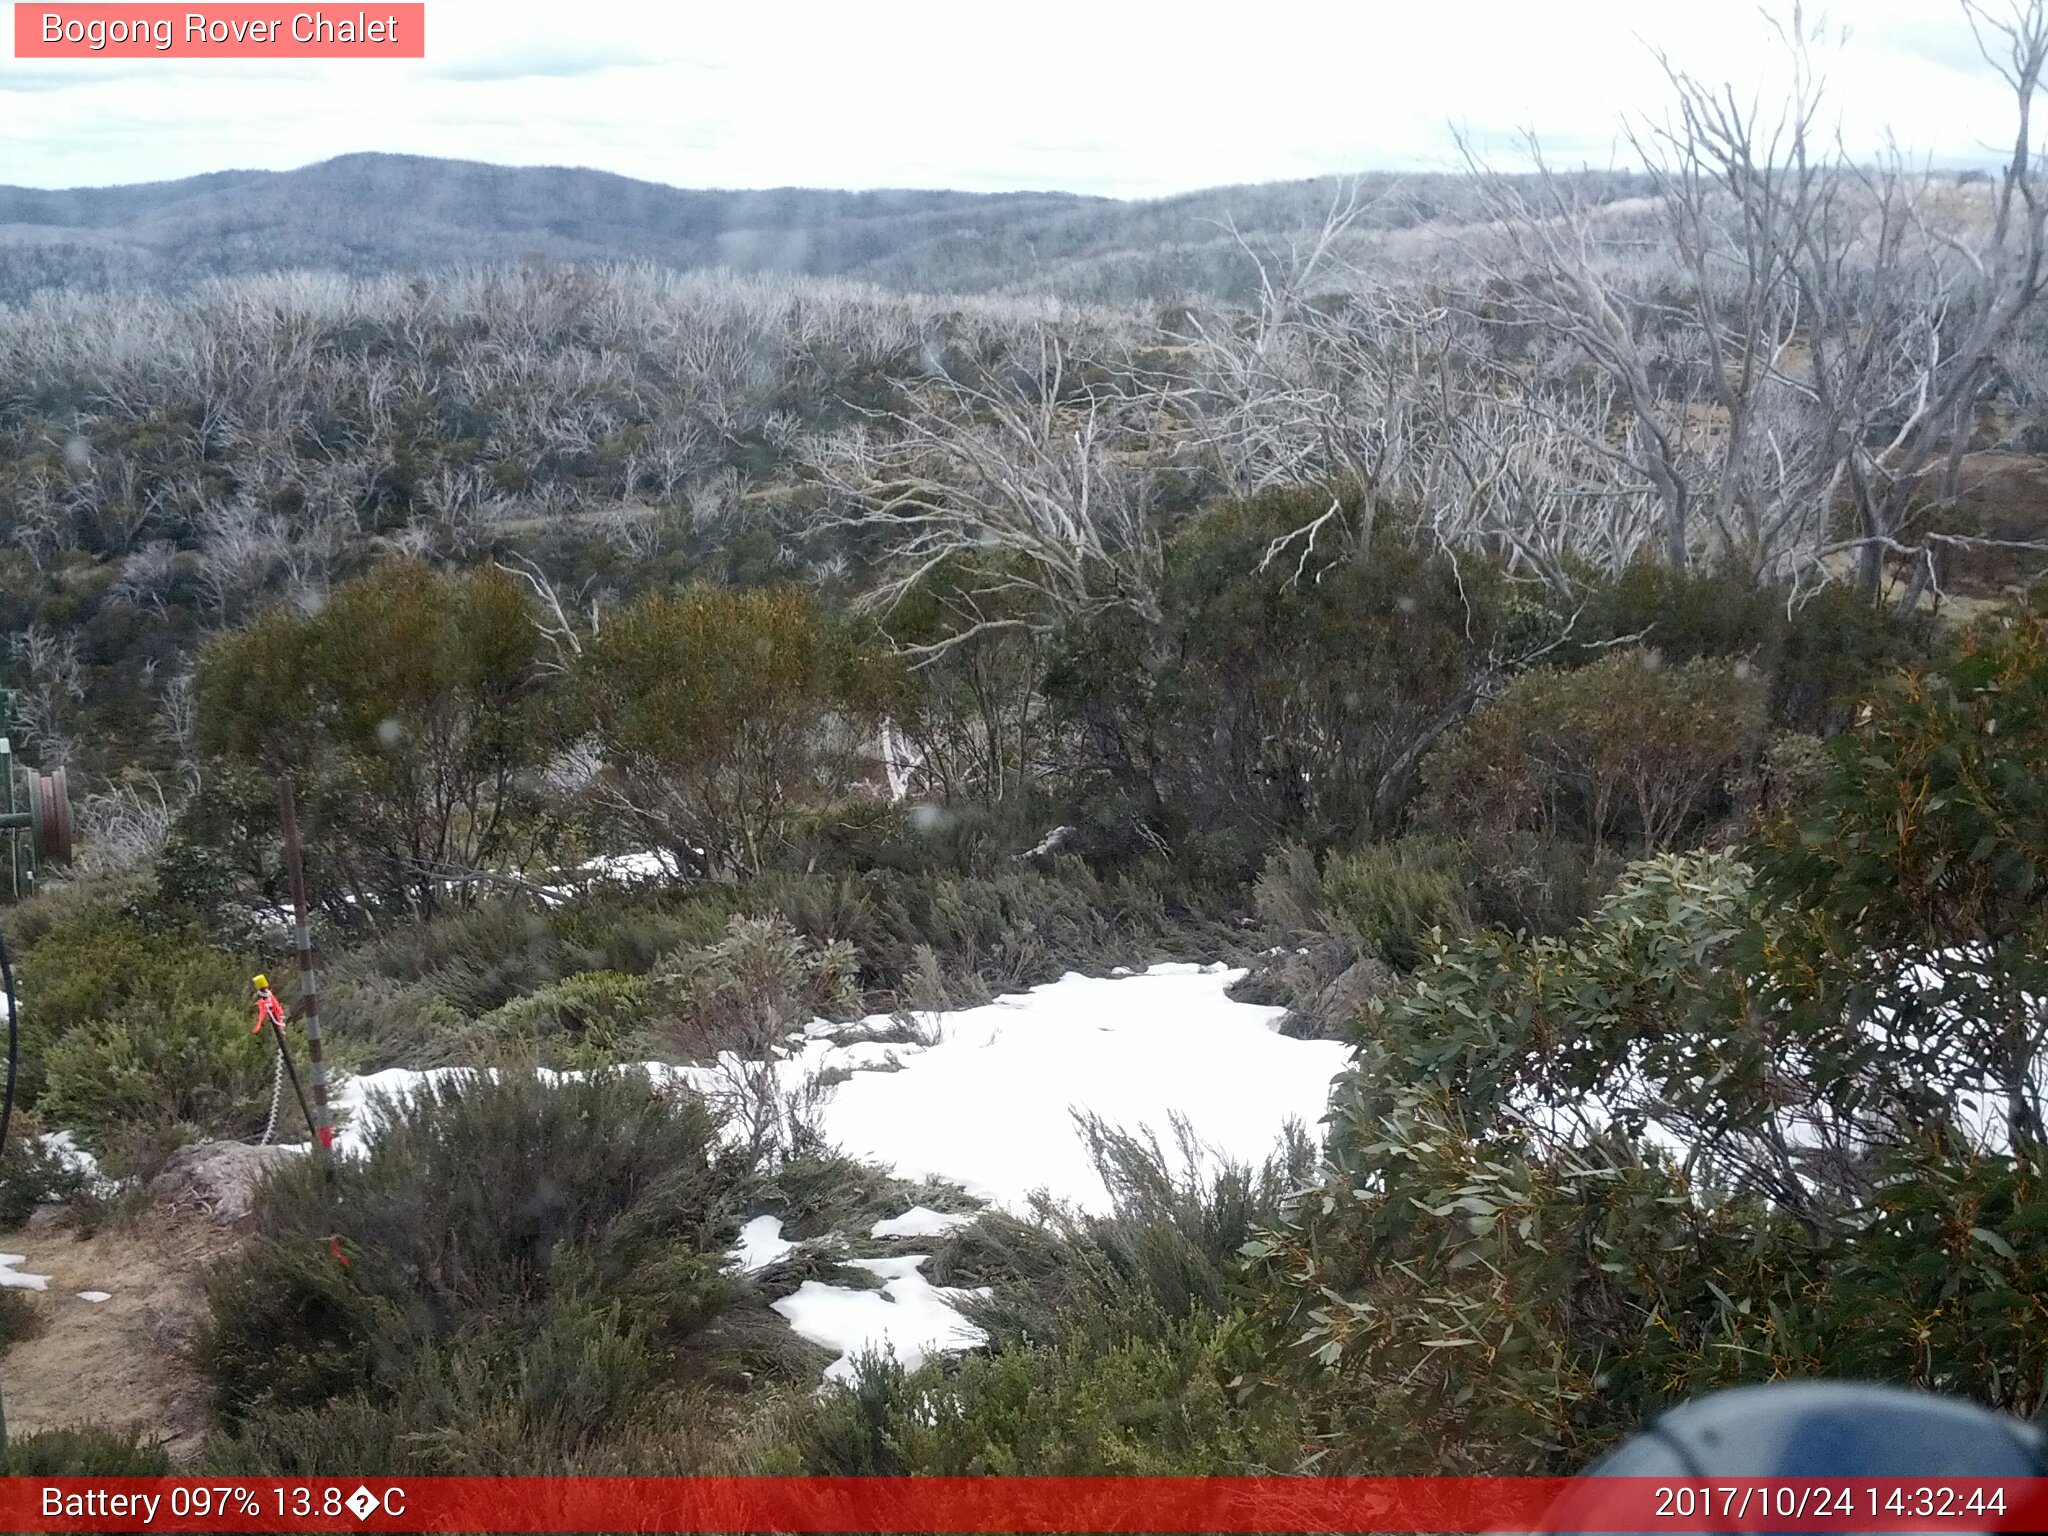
[8,621,84,767]
[1461,1,2048,596]
[494,551,590,674]
[1794,0,2048,599]
[808,334,1167,660]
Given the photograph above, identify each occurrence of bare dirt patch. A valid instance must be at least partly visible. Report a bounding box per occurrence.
[0,1209,240,1463]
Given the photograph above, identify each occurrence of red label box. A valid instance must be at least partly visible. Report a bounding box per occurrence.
[14,4,425,57]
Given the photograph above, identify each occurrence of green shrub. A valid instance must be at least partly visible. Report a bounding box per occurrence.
[0,870,154,952]
[581,584,894,879]
[551,893,729,976]
[9,897,268,1167]
[13,901,248,1111]
[1258,619,2048,1469]
[0,1134,90,1227]
[753,1149,971,1243]
[742,862,1231,1007]
[1250,845,1324,934]
[0,1286,44,1348]
[1753,603,2048,1162]
[42,998,274,1160]
[934,1117,1314,1352]
[0,1424,171,1475]
[1319,839,1472,969]
[659,916,859,1060]
[1419,649,1768,858]
[1756,730,1831,818]
[1046,491,1527,867]
[473,971,653,1070]
[1250,854,1806,1472]
[191,561,569,921]
[790,1313,1303,1475]
[1463,830,1618,938]
[344,898,575,1018]
[202,1069,755,1442]
[784,1122,1315,1477]
[317,973,468,1073]
[1575,565,1929,733]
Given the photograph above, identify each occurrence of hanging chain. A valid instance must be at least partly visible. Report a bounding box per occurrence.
[259,1042,284,1146]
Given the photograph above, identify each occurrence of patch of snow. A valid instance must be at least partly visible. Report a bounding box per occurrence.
[729,1215,798,1273]
[76,1290,110,1303]
[810,965,1342,1214]
[1019,825,1075,859]
[823,1040,921,1072]
[39,1130,117,1195]
[871,1206,974,1240]
[772,1253,989,1385]
[0,1254,49,1292]
[580,849,679,882]
[310,967,1341,1219]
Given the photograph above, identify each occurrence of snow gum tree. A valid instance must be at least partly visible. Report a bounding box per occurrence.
[578,585,895,879]
[189,560,566,920]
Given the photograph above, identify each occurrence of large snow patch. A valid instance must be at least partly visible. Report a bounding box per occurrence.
[322,964,1345,1215]
[805,964,1343,1213]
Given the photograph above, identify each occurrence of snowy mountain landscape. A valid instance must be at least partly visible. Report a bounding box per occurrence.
[0,0,2045,1489]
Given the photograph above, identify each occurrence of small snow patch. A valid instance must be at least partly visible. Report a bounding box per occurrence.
[729,1215,798,1273]
[40,1131,116,1196]
[580,849,679,882]
[870,1206,974,1240]
[0,1255,49,1292]
[76,1290,110,1304]
[772,1253,988,1385]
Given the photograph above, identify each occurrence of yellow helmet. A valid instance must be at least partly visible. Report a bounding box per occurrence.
[252,973,270,991]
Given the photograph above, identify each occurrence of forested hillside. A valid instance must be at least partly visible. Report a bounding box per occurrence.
[0,153,1649,305]
[1,0,2046,1486]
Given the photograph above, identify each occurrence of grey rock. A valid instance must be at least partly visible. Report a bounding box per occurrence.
[147,1140,299,1223]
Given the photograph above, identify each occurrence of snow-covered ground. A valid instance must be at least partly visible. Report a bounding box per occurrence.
[317,963,1347,1384]
[0,1253,48,1291]
[331,964,1343,1209]
[796,964,1343,1213]
[774,1254,992,1386]
[871,1206,973,1240]
[729,1214,798,1272]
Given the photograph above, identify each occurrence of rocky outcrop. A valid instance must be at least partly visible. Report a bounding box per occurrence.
[147,1140,299,1223]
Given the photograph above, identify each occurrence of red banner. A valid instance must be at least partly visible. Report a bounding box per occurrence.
[9,1477,2048,1532]
[14,5,425,58]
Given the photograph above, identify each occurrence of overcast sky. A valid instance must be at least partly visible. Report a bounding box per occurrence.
[0,1,2017,196]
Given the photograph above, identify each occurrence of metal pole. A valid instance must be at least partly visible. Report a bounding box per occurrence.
[2,729,16,902]
[277,777,334,1154]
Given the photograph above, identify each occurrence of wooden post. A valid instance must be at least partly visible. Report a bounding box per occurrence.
[277,777,334,1154]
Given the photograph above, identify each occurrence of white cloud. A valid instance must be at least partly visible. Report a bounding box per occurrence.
[0,0,2016,195]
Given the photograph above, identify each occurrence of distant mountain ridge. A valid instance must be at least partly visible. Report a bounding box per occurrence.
[0,151,1650,305]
